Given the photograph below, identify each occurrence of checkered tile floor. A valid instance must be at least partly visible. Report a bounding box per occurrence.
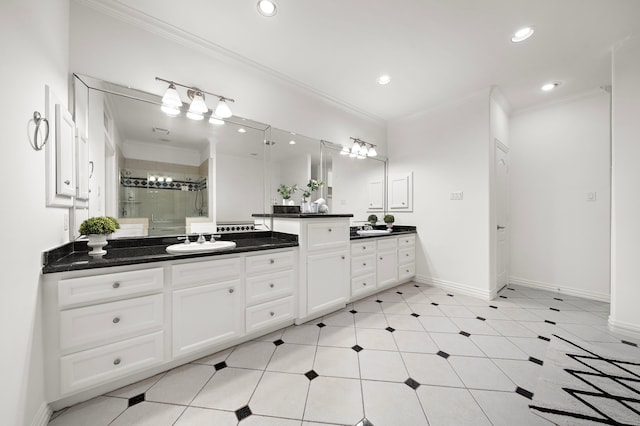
[49,282,639,425]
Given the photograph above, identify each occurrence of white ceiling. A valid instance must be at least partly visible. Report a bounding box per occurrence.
[111,0,640,120]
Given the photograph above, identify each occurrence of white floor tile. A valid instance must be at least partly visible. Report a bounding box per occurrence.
[429,332,486,357]
[485,319,538,337]
[470,335,529,359]
[244,415,302,425]
[385,314,425,331]
[448,357,515,391]
[110,401,186,426]
[267,343,317,374]
[313,346,360,378]
[381,301,413,314]
[318,325,357,347]
[191,347,234,366]
[359,349,408,382]
[449,317,501,335]
[48,396,127,426]
[281,324,321,345]
[493,359,542,392]
[437,304,476,318]
[499,307,545,322]
[173,406,237,425]
[408,302,445,316]
[471,389,554,426]
[468,306,511,320]
[356,328,398,350]
[303,377,363,425]
[418,316,459,333]
[354,312,388,328]
[377,291,406,302]
[190,367,262,411]
[402,292,431,303]
[556,323,621,343]
[417,385,492,426]
[226,340,276,369]
[249,371,309,419]
[145,364,215,405]
[401,352,464,388]
[429,294,463,305]
[322,310,355,327]
[106,373,166,398]
[393,330,439,353]
[362,380,428,425]
[353,300,384,313]
[508,336,551,360]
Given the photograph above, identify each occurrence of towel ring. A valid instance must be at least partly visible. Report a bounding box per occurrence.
[31,111,49,151]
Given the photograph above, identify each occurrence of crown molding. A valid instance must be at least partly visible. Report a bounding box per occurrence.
[74,0,385,125]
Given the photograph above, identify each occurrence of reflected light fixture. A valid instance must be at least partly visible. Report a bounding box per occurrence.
[238,128,247,133]
[349,137,378,158]
[511,27,534,43]
[541,82,560,91]
[377,75,391,85]
[289,140,296,145]
[156,77,235,122]
[340,146,350,155]
[257,0,277,17]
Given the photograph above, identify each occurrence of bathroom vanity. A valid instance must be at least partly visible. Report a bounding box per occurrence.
[41,223,416,409]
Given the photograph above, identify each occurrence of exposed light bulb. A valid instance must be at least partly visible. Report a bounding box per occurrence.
[161,104,180,117]
[186,111,204,120]
[351,141,361,155]
[157,177,165,183]
[511,27,534,43]
[377,75,391,85]
[367,147,377,157]
[359,145,369,156]
[148,176,156,182]
[215,99,233,118]
[257,0,277,17]
[188,91,208,114]
[162,83,182,107]
[165,177,173,183]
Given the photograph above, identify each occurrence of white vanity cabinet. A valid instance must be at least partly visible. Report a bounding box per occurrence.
[171,258,243,358]
[398,234,416,282]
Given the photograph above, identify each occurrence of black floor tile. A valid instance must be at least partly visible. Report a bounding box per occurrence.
[437,350,450,359]
[273,339,284,346]
[214,361,227,371]
[128,393,145,407]
[235,405,252,421]
[404,378,420,390]
[305,370,319,381]
[515,386,534,400]
[352,345,363,352]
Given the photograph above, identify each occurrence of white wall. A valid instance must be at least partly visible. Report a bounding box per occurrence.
[509,91,611,301]
[387,90,492,299]
[0,1,70,424]
[610,36,640,337]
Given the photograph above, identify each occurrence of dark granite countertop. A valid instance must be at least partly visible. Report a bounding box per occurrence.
[349,225,417,240]
[252,213,354,218]
[42,231,298,274]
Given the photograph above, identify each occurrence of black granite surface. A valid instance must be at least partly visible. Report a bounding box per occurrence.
[349,225,417,240]
[252,213,354,218]
[42,231,298,274]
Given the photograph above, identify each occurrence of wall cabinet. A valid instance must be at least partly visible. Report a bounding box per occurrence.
[388,172,413,211]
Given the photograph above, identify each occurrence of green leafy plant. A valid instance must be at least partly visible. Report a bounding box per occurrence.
[367,214,378,224]
[302,179,324,199]
[277,184,298,200]
[79,216,120,235]
[384,214,395,224]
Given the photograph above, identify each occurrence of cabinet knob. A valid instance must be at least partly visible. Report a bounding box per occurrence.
[228,288,234,294]
[406,253,410,257]
[269,283,275,288]
[113,358,121,365]
[379,257,383,260]
[362,246,366,250]
[328,228,332,232]
[402,202,405,205]
[406,269,410,273]
[341,256,345,260]
[64,180,70,185]
[363,262,367,266]
[270,259,275,264]
[269,311,275,317]
[363,282,367,286]
[112,317,120,324]
[112,282,120,289]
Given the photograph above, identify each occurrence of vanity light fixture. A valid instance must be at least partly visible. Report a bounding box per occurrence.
[377,75,391,85]
[349,137,378,158]
[511,27,534,43]
[257,0,277,17]
[541,82,560,91]
[156,77,235,121]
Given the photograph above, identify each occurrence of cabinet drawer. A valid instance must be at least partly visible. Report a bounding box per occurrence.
[59,294,163,352]
[398,263,416,281]
[246,296,295,333]
[351,254,376,277]
[172,257,241,289]
[58,268,163,307]
[377,237,398,251]
[351,273,376,297]
[398,234,416,247]
[246,269,295,306]
[60,331,163,395]
[398,247,415,265]
[307,222,349,252]
[246,250,295,276]
[351,240,376,256]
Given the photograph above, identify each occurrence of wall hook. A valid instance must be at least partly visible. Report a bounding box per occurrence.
[30,111,49,151]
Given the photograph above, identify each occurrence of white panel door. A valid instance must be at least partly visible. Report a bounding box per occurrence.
[496,141,510,291]
[307,250,349,315]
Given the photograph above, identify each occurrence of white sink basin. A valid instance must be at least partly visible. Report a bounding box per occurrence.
[356,229,392,236]
[166,240,237,254]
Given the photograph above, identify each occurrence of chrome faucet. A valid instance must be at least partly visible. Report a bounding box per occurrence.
[177,234,191,245]
[197,233,206,243]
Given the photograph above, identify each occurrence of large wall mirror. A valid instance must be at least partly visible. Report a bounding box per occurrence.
[74,74,387,238]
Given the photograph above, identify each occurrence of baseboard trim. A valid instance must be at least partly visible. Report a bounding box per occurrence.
[509,276,610,303]
[30,402,51,426]
[415,275,492,301]
[608,318,640,341]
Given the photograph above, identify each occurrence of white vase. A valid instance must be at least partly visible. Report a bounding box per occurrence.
[87,234,108,257]
[301,200,309,213]
[386,223,394,230]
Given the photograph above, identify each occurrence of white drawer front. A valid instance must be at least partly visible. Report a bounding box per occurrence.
[351,254,376,277]
[59,294,163,352]
[351,240,376,256]
[58,268,163,307]
[246,296,295,333]
[60,331,164,395]
[398,234,416,247]
[246,269,295,306]
[398,263,416,281]
[351,273,376,297]
[307,222,349,252]
[398,247,416,265]
[172,257,241,289]
[246,250,295,276]
[377,237,398,251]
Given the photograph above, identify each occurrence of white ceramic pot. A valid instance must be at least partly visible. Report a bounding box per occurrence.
[87,234,108,257]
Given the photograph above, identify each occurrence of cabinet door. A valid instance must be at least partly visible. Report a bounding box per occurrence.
[367,179,384,211]
[388,173,413,211]
[377,249,398,288]
[172,279,243,358]
[307,250,349,315]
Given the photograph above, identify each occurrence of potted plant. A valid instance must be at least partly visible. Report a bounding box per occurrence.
[384,214,395,229]
[277,184,298,205]
[367,214,378,226]
[79,216,120,257]
[302,179,324,212]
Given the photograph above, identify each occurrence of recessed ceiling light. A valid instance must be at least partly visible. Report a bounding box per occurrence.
[377,75,391,85]
[289,140,296,145]
[238,128,246,133]
[511,27,534,43]
[541,82,560,92]
[257,0,277,17]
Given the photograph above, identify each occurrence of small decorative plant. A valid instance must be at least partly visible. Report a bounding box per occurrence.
[79,216,120,236]
[277,184,298,200]
[302,179,324,201]
[367,214,378,225]
[384,214,395,224]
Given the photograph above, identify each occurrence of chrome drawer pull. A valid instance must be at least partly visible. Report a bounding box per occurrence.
[112,282,120,289]
[113,358,121,365]
[112,317,120,324]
